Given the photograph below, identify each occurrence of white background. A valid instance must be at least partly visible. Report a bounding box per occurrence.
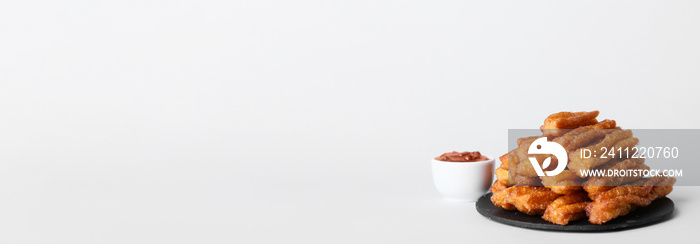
[1,1,699,243]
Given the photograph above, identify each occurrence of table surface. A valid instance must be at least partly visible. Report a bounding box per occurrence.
[2,158,694,243]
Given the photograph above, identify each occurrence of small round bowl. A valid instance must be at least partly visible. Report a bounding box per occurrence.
[432,156,494,202]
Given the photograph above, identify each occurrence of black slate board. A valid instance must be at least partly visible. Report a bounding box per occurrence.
[475,192,674,232]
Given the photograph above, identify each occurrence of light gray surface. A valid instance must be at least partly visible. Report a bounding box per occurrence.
[1,1,699,243]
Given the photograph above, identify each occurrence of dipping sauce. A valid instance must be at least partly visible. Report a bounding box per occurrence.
[435,151,489,162]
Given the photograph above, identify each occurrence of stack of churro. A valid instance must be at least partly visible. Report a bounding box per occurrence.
[491,111,675,225]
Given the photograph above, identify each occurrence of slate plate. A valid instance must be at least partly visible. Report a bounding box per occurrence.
[475,192,674,232]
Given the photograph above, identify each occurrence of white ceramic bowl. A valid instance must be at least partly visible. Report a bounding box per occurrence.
[431,156,494,202]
